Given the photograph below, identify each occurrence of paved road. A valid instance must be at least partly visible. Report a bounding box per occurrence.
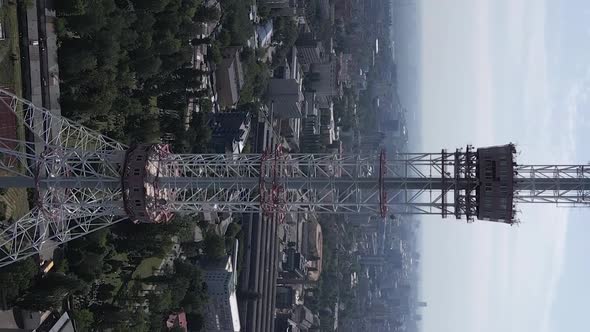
[12,0,62,261]
[237,115,281,332]
[36,0,60,114]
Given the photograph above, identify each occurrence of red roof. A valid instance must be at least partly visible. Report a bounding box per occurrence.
[166,310,188,331]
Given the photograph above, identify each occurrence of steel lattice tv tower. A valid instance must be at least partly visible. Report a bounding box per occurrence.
[0,89,589,268]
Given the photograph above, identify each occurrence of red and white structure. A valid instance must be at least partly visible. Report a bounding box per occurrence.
[1,89,590,268]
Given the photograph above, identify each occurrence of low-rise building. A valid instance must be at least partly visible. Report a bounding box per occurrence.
[281,117,301,151]
[309,59,339,100]
[274,47,302,85]
[319,101,335,146]
[208,111,252,154]
[301,93,321,153]
[276,286,297,309]
[338,53,353,86]
[256,20,274,48]
[280,247,307,280]
[267,78,304,118]
[0,311,76,332]
[301,220,322,281]
[216,47,245,109]
[295,33,324,66]
[274,305,317,332]
[165,310,188,331]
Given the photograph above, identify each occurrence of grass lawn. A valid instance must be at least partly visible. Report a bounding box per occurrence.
[117,237,175,298]
[131,256,164,280]
[0,4,22,95]
[121,256,164,298]
[100,252,128,302]
[0,3,28,221]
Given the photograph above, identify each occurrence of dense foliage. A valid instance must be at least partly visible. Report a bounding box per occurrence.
[0,258,38,308]
[56,0,207,143]
[0,0,291,329]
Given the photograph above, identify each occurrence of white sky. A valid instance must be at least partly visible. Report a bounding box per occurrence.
[419,0,590,331]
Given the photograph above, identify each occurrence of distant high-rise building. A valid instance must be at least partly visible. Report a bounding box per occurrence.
[309,59,339,99]
[296,33,325,65]
[203,256,241,332]
[301,104,322,153]
[268,79,304,118]
[360,131,385,154]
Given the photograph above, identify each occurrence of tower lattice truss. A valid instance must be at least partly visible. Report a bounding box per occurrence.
[1,89,590,268]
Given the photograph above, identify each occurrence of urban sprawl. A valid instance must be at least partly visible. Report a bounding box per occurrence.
[0,0,423,331]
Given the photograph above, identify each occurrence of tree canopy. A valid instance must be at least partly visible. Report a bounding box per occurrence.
[203,232,226,260]
[0,258,38,307]
[56,0,206,142]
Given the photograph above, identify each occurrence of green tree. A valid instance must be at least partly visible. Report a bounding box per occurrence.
[199,98,213,113]
[220,0,253,46]
[209,42,223,64]
[195,6,220,22]
[140,274,172,284]
[191,37,211,45]
[174,259,201,276]
[181,242,202,258]
[96,283,117,301]
[130,0,170,12]
[72,309,94,331]
[0,258,38,306]
[157,35,182,55]
[258,6,271,21]
[93,303,133,329]
[225,222,241,239]
[186,313,204,330]
[55,0,88,15]
[218,29,232,48]
[274,16,298,47]
[18,273,85,311]
[203,232,226,260]
[73,251,105,281]
[64,0,114,37]
[60,50,97,76]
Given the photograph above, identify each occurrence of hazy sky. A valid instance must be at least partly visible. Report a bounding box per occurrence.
[419,0,590,331]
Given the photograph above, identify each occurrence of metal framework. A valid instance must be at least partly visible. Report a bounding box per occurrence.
[515,165,590,205]
[1,89,590,268]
